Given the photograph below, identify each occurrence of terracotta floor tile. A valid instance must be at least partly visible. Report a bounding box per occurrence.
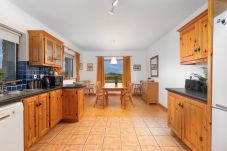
[29,144,47,151]
[50,134,71,145]
[120,127,136,135]
[90,127,106,135]
[43,144,65,151]
[122,145,141,151]
[102,145,121,151]
[103,135,121,145]
[83,145,102,151]
[140,146,161,151]
[38,131,59,144]
[160,147,184,151]
[137,136,158,146]
[154,136,178,147]
[62,145,83,151]
[86,134,104,145]
[149,128,171,136]
[72,127,91,135]
[121,135,139,145]
[105,127,121,136]
[135,127,152,135]
[67,135,88,145]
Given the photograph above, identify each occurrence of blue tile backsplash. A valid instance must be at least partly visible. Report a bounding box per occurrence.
[4,61,53,91]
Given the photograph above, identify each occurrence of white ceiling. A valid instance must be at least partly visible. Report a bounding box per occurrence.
[9,0,206,51]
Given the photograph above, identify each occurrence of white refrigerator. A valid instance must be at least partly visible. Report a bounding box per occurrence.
[212,10,227,151]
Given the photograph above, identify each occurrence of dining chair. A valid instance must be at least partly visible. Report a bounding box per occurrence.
[122,82,134,109]
[94,81,107,108]
[133,82,142,95]
[82,80,94,95]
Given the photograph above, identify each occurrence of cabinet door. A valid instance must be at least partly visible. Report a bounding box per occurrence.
[50,90,58,128]
[63,89,78,122]
[182,98,207,151]
[199,15,208,59]
[168,93,182,138]
[37,93,50,138]
[23,96,39,150]
[28,33,45,65]
[54,44,63,67]
[58,89,63,121]
[45,37,54,65]
[180,26,196,63]
[77,89,84,121]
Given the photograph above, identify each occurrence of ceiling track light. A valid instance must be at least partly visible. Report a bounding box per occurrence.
[108,0,119,15]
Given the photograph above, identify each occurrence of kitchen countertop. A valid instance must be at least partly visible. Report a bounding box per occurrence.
[0,84,85,107]
[166,88,207,102]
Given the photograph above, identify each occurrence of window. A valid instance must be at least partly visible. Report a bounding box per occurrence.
[0,39,18,82]
[63,53,74,79]
[104,59,123,83]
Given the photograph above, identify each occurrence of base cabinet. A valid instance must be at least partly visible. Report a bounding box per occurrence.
[63,89,84,122]
[141,81,159,104]
[23,93,49,151]
[62,88,84,122]
[50,89,63,128]
[168,92,207,151]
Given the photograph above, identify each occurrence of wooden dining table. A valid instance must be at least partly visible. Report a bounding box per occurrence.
[102,83,127,105]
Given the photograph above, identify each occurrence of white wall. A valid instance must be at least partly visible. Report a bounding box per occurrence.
[145,4,208,108]
[80,51,147,84]
[0,0,80,61]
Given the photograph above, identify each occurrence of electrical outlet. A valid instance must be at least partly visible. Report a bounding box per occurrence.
[33,75,37,79]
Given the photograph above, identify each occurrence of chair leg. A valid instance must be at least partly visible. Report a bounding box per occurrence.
[94,96,98,107]
[129,96,134,107]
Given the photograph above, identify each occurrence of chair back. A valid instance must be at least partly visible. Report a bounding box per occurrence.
[82,80,91,88]
[95,81,102,95]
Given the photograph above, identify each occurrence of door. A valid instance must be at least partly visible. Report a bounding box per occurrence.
[63,89,78,121]
[168,93,182,138]
[45,37,54,65]
[37,93,49,138]
[23,96,39,149]
[182,98,206,151]
[54,44,62,67]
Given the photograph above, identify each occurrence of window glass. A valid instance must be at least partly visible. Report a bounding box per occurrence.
[0,39,17,82]
[63,53,74,79]
[104,59,123,83]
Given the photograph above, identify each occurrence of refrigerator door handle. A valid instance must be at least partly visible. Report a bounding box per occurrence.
[213,104,227,112]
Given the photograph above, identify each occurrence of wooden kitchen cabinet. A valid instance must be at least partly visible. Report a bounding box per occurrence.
[168,92,207,151]
[23,96,39,150]
[62,88,84,122]
[50,89,63,128]
[141,81,159,104]
[178,10,208,64]
[23,93,49,151]
[168,93,182,138]
[28,30,63,67]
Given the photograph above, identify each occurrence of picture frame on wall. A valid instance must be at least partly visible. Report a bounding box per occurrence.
[80,63,83,70]
[87,63,93,71]
[150,55,159,77]
[133,64,141,71]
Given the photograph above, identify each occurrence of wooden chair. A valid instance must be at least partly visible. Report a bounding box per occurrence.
[122,82,134,109]
[94,81,107,108]
[133,81,142,95]
[82,80,94,95]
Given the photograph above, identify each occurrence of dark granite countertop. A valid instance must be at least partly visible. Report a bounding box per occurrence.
[166,88,207,103]
[63,84,86,88]
[0,84,85,107]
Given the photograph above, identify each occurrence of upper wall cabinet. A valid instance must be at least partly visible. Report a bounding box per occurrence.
[178,10,208,65]
[28,30,64,67]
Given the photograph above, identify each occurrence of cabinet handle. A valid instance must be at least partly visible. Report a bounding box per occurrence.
[178,103,181,107]
[200,136,203,142]
[194,48,198,52]
[198,47,201,52]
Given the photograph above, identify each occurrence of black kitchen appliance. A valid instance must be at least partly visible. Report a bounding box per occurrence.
[42,75,63,88]
[185,79,201,91]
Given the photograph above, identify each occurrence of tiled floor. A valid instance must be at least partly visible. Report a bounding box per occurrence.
[29,95,190,151]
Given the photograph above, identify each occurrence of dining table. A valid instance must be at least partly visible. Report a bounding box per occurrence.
[102,83,127,105]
